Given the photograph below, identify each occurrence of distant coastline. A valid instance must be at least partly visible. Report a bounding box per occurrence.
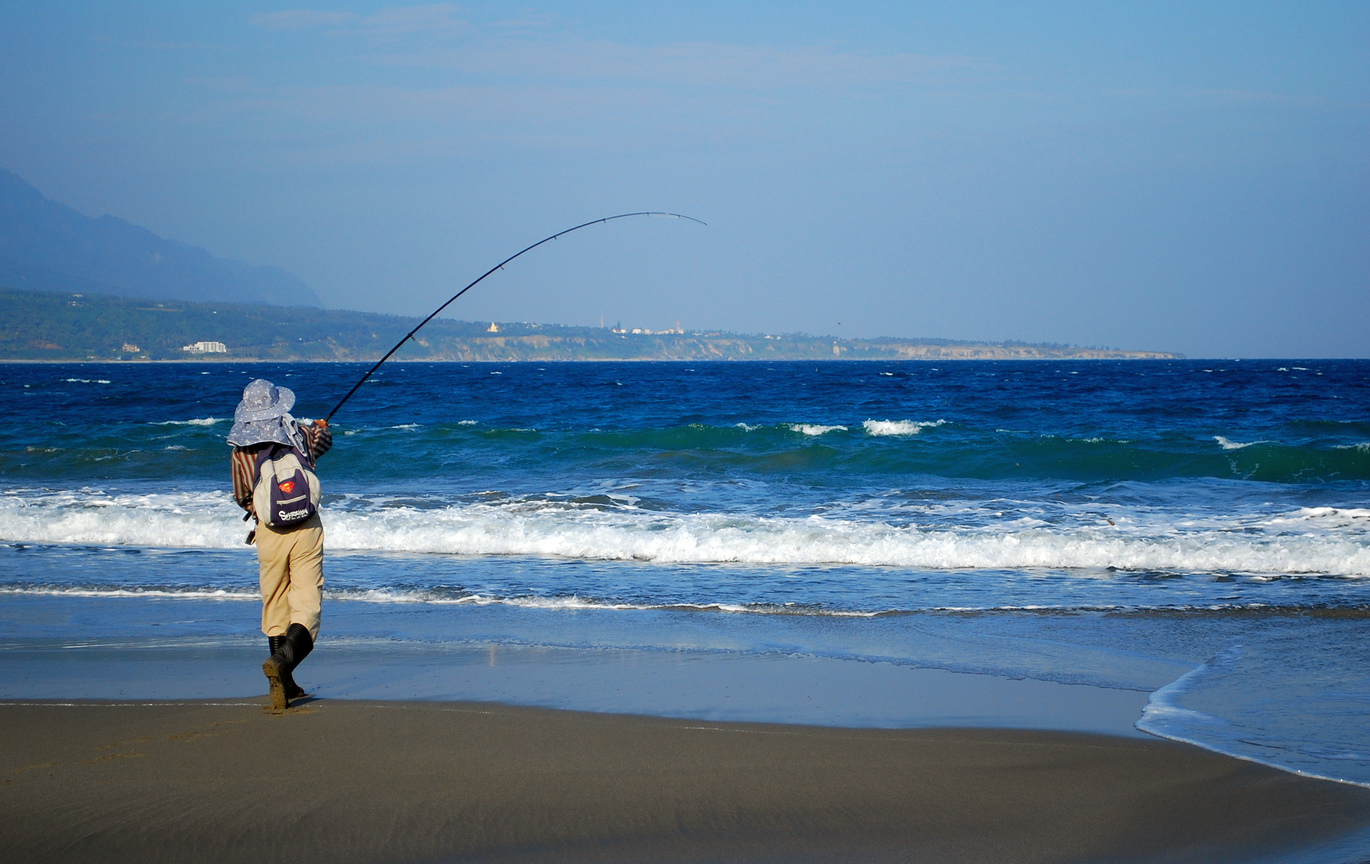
[0,288,1184,362]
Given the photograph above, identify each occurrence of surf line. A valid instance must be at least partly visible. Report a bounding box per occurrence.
[325,211,706,423]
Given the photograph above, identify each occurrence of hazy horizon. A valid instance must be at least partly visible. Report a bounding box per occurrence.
[1,3,1366,358]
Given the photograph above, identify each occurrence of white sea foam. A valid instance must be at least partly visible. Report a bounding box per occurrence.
[63,378,111,384]
[324,592,882,615]
[1137,652,1227,739]
[0,489,245,549]
[1214,435,1266,450]
[1,490,1367,575]
[863,419,946,437]
[1294,507,1370,519]
[0,586,256,601]
[789,424,848,436]
[1261,507,1370,530]
[339,590,645,611]
[153,418,221,426]
[0,583,887,616]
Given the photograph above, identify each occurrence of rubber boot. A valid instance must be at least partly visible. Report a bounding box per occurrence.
[263,624,314,709]
[267,636,306,701]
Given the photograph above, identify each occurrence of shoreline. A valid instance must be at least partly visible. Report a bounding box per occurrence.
[0,619,1158,737]
[0,286,1184,361]
[1,355,1188,364]
[4,698,1368,863]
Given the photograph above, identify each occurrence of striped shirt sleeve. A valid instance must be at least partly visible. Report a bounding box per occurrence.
[302,424,333,462]
[230,447,257,512]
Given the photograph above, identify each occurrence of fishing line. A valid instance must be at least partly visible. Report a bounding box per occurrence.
[325,211,706,422]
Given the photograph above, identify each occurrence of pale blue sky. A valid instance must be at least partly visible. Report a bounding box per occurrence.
[2,2,1366,356]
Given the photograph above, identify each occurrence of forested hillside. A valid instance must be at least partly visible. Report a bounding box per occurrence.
[0,289,1181,362]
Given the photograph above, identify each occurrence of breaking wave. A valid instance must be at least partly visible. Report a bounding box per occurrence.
[1,489,1366,575]
[863,419,946,436]
[1215,435,1265,451]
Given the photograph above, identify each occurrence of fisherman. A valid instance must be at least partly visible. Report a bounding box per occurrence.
[228,379,333,709]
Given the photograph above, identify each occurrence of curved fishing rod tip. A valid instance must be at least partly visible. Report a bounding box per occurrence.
[653,211,708,226]
[326,209,706,420]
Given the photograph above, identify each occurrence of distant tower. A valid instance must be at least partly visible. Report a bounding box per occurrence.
[488,322,499,333]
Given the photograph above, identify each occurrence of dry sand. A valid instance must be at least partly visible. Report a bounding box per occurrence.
[3,699,1368,863]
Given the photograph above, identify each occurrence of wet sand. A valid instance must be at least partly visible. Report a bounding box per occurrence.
[0,631,1159,736]
[3,700,1369,863]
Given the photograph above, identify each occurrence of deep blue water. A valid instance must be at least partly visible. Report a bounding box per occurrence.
[1,360,1368,784]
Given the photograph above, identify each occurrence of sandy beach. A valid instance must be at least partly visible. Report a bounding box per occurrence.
[3,699,1368,864]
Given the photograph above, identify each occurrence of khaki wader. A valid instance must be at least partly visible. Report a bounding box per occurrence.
[256,513,324,640]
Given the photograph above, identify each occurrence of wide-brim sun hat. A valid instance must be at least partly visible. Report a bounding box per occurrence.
[234,379,295,423]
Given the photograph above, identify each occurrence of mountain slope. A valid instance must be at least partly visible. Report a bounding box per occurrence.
[0,168,321,307]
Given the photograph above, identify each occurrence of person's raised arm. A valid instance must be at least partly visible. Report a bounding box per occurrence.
[304,419,332,461]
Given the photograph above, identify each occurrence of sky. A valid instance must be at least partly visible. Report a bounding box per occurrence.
[1,2,1366,358]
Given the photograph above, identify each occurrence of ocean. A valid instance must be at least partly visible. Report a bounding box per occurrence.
[1,359,1368,786]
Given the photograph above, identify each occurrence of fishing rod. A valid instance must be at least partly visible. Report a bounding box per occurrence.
[324,211,706,423]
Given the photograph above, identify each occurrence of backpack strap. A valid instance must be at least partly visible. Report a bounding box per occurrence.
[253,443,277,485]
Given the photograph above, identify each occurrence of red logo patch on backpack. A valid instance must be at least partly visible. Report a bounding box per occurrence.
[278,480,295,495]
